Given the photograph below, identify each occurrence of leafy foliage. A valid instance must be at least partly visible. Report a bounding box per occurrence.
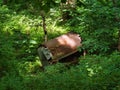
[66,0,120,54]
[0,53,120,90]
[0,0,120,90]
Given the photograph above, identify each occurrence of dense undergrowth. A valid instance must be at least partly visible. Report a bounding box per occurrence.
[0,1,120,90]
[0,53,120,90]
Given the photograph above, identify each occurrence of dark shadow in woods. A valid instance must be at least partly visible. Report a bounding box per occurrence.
[59,51,83,65]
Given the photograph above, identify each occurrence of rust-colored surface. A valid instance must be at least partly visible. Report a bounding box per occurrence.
[44,32,82,60]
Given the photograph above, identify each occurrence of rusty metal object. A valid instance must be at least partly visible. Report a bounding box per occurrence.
[38,32,82,66]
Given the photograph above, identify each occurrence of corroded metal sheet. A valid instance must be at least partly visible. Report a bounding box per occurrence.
[44,32,82,61]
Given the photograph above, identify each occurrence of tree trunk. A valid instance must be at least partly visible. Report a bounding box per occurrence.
[42,15,47,42]
[40,10,47,42]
